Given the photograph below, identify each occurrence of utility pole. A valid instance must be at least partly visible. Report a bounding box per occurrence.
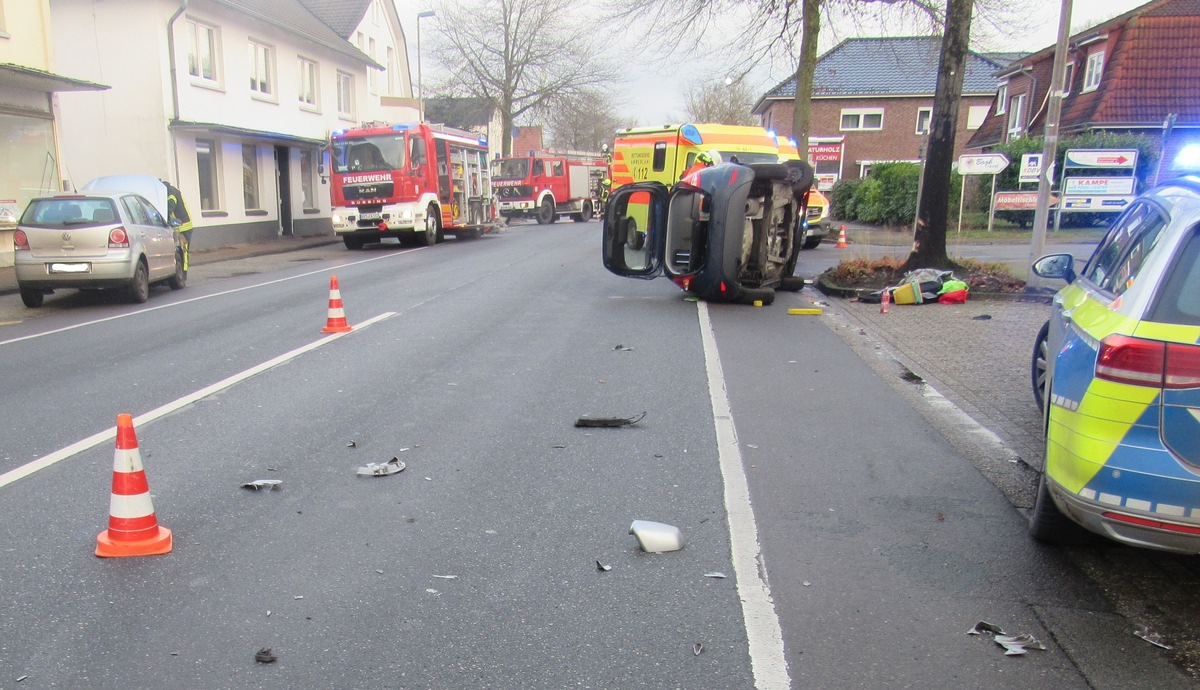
[1027,0,1073,291]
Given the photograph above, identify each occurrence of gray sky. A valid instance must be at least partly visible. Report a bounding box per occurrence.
[392,0,1151,126]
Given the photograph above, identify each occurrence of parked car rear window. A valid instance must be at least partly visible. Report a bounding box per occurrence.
[1148,225,1200,327]
[20,198,119,227]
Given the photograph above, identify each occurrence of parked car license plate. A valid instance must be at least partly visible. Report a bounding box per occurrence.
[49,263,91,274]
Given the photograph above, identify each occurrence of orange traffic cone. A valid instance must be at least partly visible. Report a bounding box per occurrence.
[96,414,173,558]
[836,224,848,249]
[321,275,353,333]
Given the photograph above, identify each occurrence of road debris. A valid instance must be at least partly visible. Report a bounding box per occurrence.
[629,520,683,553]
[787,308,823,316]
[347,440,357,448]
[972,314,993,321]
[703,572,727,579]
[575,412,647,428]
[433,575,458,580]
[994,633,1046,656]
[967,621,1006,636]
[16,676,28,683]
[241,479,282,491]
[693,643,704,656]
[1134,625,1172,649]
[255,648,277,663]
[357,457,405,477]
[596,560,612,572]
[613,344,635,351]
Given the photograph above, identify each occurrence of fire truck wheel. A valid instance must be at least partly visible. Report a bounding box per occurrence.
[343,236,366,250]
[423,206,441,246]
[536,197,556,225]
[574,201,592,222]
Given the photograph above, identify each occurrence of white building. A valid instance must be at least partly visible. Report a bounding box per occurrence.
[0,0,107,267]
[51,0,417,249]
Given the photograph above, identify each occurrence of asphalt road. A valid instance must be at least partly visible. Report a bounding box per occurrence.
[0,223,1193,688]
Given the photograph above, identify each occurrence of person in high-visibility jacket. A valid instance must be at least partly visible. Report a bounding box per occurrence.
[162,180,194,271]
[681,150,722,181]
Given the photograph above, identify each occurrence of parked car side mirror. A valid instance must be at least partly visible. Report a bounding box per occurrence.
[1032,253,1076,284]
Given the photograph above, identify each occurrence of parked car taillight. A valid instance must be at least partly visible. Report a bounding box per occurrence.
[13,229,29,250]
[108,227,129,248]
[1096,334,1200,389]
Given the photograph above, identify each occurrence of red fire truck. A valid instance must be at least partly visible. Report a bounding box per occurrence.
[491,155,608,224]
[329,122,495,249]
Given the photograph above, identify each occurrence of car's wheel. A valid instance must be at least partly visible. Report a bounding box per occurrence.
[1032,321,1050,414]
[778,276,806,292]
[19,286,44,308]
[1029,465,1091,544]
[168,249,187,290]
[736,286,776,305]
[802,234,823,249]
[343,236,366,250]
[574,201,592,222]
[424,205,441,246]
[128,260,150,303]
[536,196,556,225]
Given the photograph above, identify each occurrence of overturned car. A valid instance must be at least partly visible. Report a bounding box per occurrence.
[601,160,814,305]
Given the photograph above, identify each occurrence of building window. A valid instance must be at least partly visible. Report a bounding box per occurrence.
[337,71,355,118]
[995,82,1008,115]
[915,108,932,135]
[1007,93,1026,137]
[1062,62,1076,96]
[966,105,990,130]
[248,40,274,96]
[243,144,260,210]
[1083,50,1104,93]
[299,57,318,108]
[301,150,317,209]
[840,109,884,131]
[187,19,220,84]
[196,139,219,211]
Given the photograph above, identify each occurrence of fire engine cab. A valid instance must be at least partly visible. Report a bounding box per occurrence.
[329,122,494,249]
[491,155,607,224]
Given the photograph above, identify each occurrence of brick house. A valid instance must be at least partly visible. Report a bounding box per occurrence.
[965,0,1200,184]
[752,36,1018,188]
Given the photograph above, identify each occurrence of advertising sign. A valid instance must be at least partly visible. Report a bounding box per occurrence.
[1064,177,1136,195]
[958,153,1010,175]
[815,174,838,191]
[994,191,1059,211]
[1019,154,1042,184]
[808,142,843,163]
[0,200,18,229]
[1065,149,1138,169]
[1062,196,1135,211]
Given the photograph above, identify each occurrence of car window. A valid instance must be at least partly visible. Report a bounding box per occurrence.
[532,159,544,176]
[552,161,564,176]
[19,198,117,227]
[1082,201,1168,295]
[121,195,150,225]
[1149,224,1200,326]
[136,196,167,226]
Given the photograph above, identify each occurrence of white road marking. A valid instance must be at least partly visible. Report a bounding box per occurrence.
[696,302,790,689]
[0,249,411,347]
[0,311,396,489]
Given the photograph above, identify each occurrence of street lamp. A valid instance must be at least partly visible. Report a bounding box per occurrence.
[416,10,436,122]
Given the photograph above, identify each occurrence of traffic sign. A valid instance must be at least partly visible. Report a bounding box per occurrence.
[958,153,1010,175]
[1065,149,1138,169]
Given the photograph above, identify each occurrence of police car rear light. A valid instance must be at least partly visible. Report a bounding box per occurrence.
[1103,511,1200,535]
[1096,335,1200,389]
[108,227,129,248]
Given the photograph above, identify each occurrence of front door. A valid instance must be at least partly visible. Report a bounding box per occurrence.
[275,145,293,236]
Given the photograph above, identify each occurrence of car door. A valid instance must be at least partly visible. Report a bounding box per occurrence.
[120,195,164,277]
[137,194,175,278]
[602,182,668,279]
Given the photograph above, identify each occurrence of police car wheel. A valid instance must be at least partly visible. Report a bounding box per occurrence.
[1029,469,1091,544]
[1031,321,1050,414]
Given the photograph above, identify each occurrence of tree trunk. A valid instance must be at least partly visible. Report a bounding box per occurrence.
[905,0,973,271]
[790,0,821,153]
[500,103,514,157]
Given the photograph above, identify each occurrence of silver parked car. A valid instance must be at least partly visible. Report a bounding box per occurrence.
[13,191,185,308]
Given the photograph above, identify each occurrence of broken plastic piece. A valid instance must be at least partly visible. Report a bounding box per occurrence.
[575,412,647,428]
[596,560,612,572]
[994,633,1046,656]
[629,520,683,553]
[693,643,703,656]
[613,344,635,351]
[433,575,458,580]
[972,314,993,321]
[357,457,405,476]
[347,441,357,447]
[787,308,823,316]
[967,621,1006,636]
[255,648,277,663]
[1134,625,1172,650]
[703,572,727,579]
[241,479,282,491]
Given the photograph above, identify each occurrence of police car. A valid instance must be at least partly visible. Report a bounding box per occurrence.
[1030,176,1200,553]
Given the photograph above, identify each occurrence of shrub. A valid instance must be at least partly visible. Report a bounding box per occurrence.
[829,178,861,220]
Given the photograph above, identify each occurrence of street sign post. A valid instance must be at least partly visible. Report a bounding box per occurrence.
[958,153,1010,233]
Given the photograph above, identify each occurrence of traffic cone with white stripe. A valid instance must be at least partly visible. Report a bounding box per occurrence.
[96,414,172,558]
[321,275,353,333]
[836,224,848,249]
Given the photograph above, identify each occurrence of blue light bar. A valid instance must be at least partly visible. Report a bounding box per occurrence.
[392,124,412,131]
[680,124,703,146]
[766,129,777,139]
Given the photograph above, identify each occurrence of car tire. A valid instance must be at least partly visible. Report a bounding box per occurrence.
[778,276,806,292]
[1029,465,1092,544]
[802,234,823,249]
[574,201,592,222]
[343,236,366,250]
[424,205,441,246]
[128,261,150,304]
[168,250,187,290]
[736,286,776,305]
[19,286,44,308]
[537,196,556,225]
[1032,321,1050,414]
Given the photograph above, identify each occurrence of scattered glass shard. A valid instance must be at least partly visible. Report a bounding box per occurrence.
[1134,625,1172,650]
[693,643,703,656]
[241,479,282,491]
[357,457,405,477]
[576,412,647,428]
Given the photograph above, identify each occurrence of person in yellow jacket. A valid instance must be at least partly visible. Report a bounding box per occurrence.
[162,180,194,270]
[681,150,722,181]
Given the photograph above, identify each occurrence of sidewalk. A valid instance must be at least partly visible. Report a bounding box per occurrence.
[0,234,340,297]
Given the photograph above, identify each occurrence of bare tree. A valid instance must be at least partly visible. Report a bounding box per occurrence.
[683,78,758,125]
[429,0,617,156]
[546,90,627,152]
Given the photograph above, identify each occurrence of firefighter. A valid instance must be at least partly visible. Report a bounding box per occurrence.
[682,150,722,180]
[598,177,611,216]
[162,180,194,271]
